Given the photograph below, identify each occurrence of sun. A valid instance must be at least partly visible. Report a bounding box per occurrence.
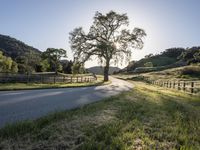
[114,42,120,49]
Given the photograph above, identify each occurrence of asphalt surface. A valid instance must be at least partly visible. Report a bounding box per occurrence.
[0,77,133,127]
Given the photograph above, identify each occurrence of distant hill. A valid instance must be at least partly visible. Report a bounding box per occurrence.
[87,66,120,75]
[0,34,41,59]
[117,47,200,74]
[126,48,186,72]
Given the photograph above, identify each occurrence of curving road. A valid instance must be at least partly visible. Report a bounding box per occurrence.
[0,77,133,127]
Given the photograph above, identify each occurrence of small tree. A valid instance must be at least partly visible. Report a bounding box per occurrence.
[194,50,200,62]
[16,51,40,73]
[0,51,18,73]
[11,61,18,73]
[70,11,146,81]
[39,59,51,72]
[60,60,73,74]
[42,48,67,73]
[72,61,85,75]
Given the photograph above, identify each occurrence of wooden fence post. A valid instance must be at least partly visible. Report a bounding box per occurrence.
[26,73,29,83]
[41,75,44,83]
[183,81,186,91]
[173,82,175,89]
[178,81,180,90]
[54,75,56,84]
[191,82,194,93]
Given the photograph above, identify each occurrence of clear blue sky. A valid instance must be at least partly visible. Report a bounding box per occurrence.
[0,0,200,68]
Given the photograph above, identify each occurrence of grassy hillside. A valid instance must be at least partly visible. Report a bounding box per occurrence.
[115,65,200,81]
[123,47,200,74]
[0,81,199,149]
[126,48,185,72]
[133,56,177,68]
[0,34,41,59]
[143,65,200,80]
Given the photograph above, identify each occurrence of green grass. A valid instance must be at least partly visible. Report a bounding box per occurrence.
[0,81,199,149]
[0,75,109,91]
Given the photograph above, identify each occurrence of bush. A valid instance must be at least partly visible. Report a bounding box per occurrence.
[179,66,200,76]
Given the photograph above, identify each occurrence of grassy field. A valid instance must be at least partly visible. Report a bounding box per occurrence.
[143,65,200,80]
[0,81,199,149]
[114,65,200,81]
[0,75,108,91]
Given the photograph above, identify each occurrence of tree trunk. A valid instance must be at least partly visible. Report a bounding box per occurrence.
[104,60,110,81]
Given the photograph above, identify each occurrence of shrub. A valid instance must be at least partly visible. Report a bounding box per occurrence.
[179,66,200,76]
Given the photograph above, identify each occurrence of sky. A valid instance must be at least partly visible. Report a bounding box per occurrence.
[0,0,200,68]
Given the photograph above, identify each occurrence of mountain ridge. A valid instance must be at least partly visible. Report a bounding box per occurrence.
[0,34,41,59]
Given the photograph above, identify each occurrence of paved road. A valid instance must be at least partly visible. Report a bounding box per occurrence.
[0,77,133,127]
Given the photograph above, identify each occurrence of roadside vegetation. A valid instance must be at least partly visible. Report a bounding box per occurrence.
[0,75,107,91]
[0,81,199,149]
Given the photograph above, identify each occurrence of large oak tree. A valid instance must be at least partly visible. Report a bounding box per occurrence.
[69,11,146,81]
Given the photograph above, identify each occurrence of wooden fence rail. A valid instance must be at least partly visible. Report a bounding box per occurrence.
[0,72,96,84]
[143,76,200,95]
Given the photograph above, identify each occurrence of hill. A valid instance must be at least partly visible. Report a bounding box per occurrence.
[126,48,185,71]
[87,66,120,75]
[117,47,200,74]
[0,34,41,59]
[143,65,200,80]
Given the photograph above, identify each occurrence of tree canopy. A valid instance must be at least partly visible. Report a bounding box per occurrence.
[42,48,67,73]
[0,50,18,73]
[70,11,146,81]
[16,51,41,73]
[178,47,200,64]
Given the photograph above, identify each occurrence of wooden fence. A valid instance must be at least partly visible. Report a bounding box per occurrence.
[0,72,96,84]
[143,76,200,95]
